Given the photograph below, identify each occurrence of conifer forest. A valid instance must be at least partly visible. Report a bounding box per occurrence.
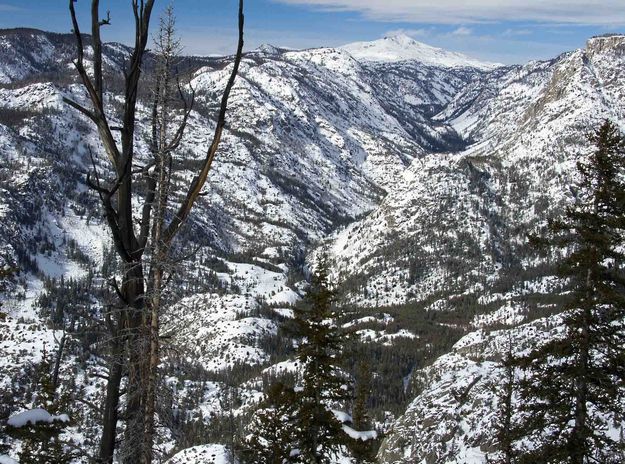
[1,1,625,463]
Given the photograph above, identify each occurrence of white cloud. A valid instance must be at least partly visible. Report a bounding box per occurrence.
[273,0,625,25]
[384,27,434,38]
[503,28,533,36]
[451,26,473,36]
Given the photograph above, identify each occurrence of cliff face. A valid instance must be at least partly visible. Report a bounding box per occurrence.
[1,27,625,462]
[372,36,625,464]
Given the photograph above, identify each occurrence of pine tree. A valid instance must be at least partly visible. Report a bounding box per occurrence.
[291,257,351,463]
[352,361,371,431]
[349,361,379,463]
[517,120,625,463]
[7,346,75,464]
[489,338,519,464]
[242,382,298,464]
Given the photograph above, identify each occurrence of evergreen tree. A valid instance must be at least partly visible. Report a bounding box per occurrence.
[352,361,372,431]
[517,120,625,463]
[7,346,75,464]
[349,360,379,463]
[291,257,351,463]
[489,338,519,464]
[241,382,298,464]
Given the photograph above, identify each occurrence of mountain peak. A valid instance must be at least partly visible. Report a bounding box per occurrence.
[586,33,625,56]
[253,43,281,55]
[341,35,501,70]
[381,33,417,45]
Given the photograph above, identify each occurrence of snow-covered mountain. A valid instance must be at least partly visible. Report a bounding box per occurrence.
[0,30,491,276]
[341,34,501,70]
[332,34,625,463]
[1,26,625,463]
[328,34,625,312]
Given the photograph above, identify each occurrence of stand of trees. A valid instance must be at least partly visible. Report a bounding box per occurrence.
[6,347,76,464]
[492,120,625,463]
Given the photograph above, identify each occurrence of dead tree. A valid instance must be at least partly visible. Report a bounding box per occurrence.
[64,1,245,462]
[143,6,187,462]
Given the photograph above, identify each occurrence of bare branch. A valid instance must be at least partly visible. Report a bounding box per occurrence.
[109,277,128,304]
[75,396,102,413]
[91,0,104,102]
[163,0,245,245]
[163,79,195,154]
[84,148,134,262]
[67,1,121,167]
[62,96,98,123]
[99,10,112,26]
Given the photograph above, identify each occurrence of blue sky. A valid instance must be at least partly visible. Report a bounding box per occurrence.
[0,1,624,64]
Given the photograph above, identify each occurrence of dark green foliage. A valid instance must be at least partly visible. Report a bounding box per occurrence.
[349,361,380,463]
[488,339,520,464]
[516,120,625,463]
[241,382,298,464]
[244,259,354,463]
[36,275,93,328]
[340,303,465,419]
[6,347,75,464]
[291,258,351,463]
[352,361,372,431]
[0,108,41,128]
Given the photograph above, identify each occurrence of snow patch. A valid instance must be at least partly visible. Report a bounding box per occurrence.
[7,408,70,428]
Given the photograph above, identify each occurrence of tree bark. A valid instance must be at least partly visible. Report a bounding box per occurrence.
[66,1,245,460]
[98,342,123,463]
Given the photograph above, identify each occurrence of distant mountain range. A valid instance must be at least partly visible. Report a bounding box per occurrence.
[1,26,624,463]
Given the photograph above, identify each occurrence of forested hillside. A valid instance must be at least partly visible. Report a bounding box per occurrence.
[1,7,624,463]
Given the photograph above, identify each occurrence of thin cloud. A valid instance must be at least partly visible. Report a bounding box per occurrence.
[451,26,473,36]
[384,27,434,38]
[503,28,532,36]
[273,0,625,25]
[0,3,20,12]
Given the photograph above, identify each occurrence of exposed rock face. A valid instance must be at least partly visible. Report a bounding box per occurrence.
[2,27,625,463]
[327,32,625,311]
[377,317,565,463]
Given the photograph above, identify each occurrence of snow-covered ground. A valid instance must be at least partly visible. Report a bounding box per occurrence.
[167,444,237,464]
[2,28,625,464]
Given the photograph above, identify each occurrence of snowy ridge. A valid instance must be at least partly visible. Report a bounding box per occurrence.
[2,26,625,463]
[378,316,566,463]
[327,34,625,310]
[341,34,501,70]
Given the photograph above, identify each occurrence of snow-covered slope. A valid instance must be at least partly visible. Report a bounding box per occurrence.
[167,444,236,464]
[328,34,625,310]
[334,34,625,464]
[0,30,485,280]
[0,27,485,459]
[377,316,565,463]
[3,26,625,463]
[341,34,501,70]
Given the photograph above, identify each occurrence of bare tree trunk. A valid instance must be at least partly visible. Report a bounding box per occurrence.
[142,9,177,461]
[121,261,148,464]
[143,176,168,461]
[99,338,123,464]
[52,318,74,393]
[65,1,245,460]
